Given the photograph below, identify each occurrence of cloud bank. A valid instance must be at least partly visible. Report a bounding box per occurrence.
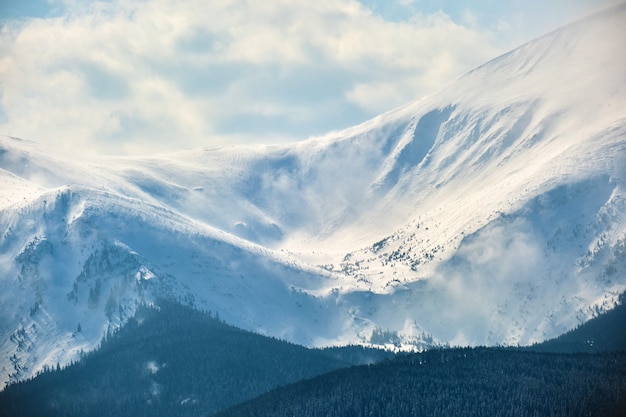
[0,0,618,154]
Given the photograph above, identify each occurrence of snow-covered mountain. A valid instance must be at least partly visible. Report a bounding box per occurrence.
[1,4,626,387]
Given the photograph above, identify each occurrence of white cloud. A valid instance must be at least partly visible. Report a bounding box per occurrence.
[424,217,546,344]
[0,0,609,155]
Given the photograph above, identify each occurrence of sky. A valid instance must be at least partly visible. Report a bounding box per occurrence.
[0,0,621,155]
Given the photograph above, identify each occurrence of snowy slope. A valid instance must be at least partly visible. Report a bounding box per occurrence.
[1,4,626,387]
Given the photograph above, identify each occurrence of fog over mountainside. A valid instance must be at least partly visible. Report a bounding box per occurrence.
[1,4,625,387]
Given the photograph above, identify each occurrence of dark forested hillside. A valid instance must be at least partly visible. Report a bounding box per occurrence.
[216,298,626,417]
[0,300,388,417]
[217,348,626,417]
[530,293,626,353]
[3,296,625,417]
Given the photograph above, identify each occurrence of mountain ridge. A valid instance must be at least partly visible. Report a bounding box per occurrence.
[1,3,626,386]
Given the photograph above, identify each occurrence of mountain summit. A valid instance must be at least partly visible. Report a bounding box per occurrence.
[1,4,625,387]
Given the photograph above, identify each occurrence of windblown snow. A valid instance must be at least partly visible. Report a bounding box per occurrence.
[1,4,626,387]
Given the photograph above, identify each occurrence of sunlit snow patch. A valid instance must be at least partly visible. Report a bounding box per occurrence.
[135,266,156,282]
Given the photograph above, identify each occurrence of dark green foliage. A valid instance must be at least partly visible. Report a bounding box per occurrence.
[319,344,395,365]
[0,300,362,417]
[217,348,626,417]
